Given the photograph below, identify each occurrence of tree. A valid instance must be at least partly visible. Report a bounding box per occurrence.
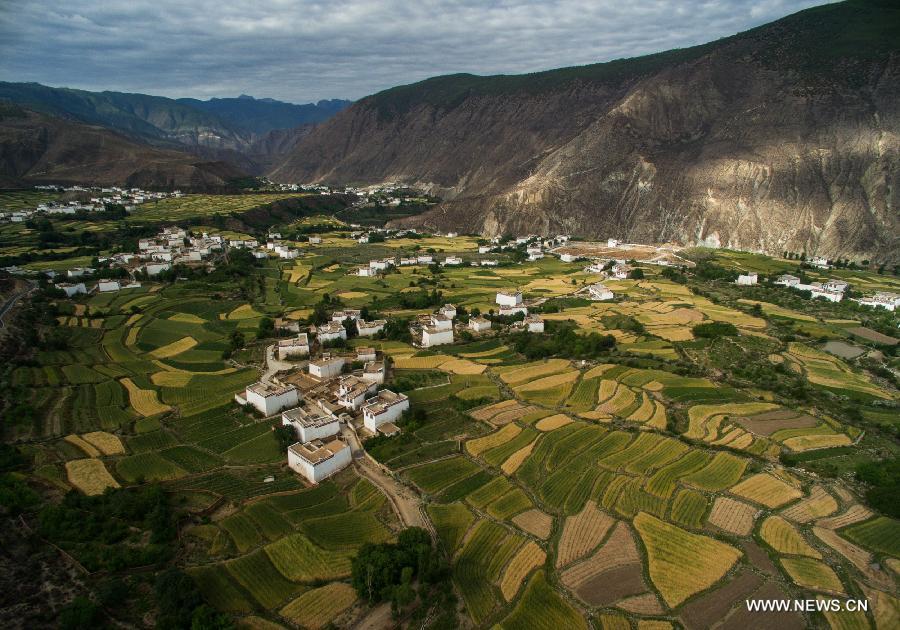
[257,316,274,337]
[628,268,645,280]
[692,321,739,338]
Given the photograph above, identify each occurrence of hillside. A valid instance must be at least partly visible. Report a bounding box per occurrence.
[270,0,900,261]
[0,83,351,161]
[0,103,247,189]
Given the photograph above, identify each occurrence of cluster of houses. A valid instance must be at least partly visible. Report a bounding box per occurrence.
[1,186,181,223]
[234,315,408,484]
[493,291,545,332]
[739,272,899,311]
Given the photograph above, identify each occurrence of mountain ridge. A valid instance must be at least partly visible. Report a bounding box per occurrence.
[270,0,899,261]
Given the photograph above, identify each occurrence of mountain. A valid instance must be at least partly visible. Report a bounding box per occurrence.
[176,95,351,135]
[0,83,351,162]
[0,102,246,190]
[270,0,900,262]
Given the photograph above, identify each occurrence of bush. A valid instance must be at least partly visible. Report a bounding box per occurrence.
[692,322,739,338]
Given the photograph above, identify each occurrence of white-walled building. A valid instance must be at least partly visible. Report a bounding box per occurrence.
[357,319,386,337]
[440,304,457,319]
[496,291,523,307]
[560,253,577,263]
[356,347,377,362]
[855,292,900,312]
[443,256,463,266]
[499,305,528,317]
[775,274,801,287]
[331,309,361,322]
[288,438,352,484]
[736,273,758,286]
[362,361,385,384]
[316,321,347,344]
[588,283,614,301]
[417,255,433,264]
[525,315,545,333]
[97,280,121,293]
[57,282,87,297]
[356,266,375,277]
[430,313,453,331]
[422,326,454,347]
[144,263,171,277]
[363,390,410,432]
[282,405,339,443]
[469,317,491,332]
[240,382,300,416]
[607,238,619,247]
[610,263,631,279]
[277,333,310,360]
[810,256,830,269]
[823,279,849,294]
[336,375,377,411]
[309,356,345,380]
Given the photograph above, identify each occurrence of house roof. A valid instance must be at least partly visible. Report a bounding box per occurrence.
[289,438,348,465]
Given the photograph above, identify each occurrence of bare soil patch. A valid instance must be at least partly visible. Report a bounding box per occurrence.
[717,582,805,630]
[679,569,763,630]
[847,326,897,346]
[616,592,665,615]
[556,501,616,568]
[732,411,819,436]
[512,509,553,539]
[574,564,646,607]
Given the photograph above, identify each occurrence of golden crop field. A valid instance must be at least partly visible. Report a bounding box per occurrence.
[66,459,120,496]
[780,486,838,523]
[534,414,572,431]
[498,359,571,386]
[64,434,101,458]
[466,424,521,457]
[501,442,536,474]
[149,336,198,359]
[780,557,846,595]
[556,501,616,568]
[121,378,171,416]
[730,473,802,508]
[81,431,125,456]
[278,582,357,629]
[500,541,546,601]
[706,497,757,536]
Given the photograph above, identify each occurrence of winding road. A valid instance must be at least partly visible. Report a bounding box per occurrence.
[0,281,35,328]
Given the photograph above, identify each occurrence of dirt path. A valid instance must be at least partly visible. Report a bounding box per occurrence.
[341,425,434,537]
[261,343,300,383]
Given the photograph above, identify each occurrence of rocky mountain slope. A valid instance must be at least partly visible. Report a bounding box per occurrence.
[271,0,899,261]
[0,83,350,169]
[0,103,246,190]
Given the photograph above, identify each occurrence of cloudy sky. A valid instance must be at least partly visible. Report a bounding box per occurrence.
[0,0,832,104]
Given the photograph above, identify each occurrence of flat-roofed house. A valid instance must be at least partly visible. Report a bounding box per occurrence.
[288,438,351,483]
[422,325,453,347]
[308,355,345,380]
[97,280,121,292]
[499,305,528,316]
[331,309,361,322]
[282,404,339,442]
[430,313,453,331]
[442,256,463,266]
[356,266,374,277]
[336,375,377,411]
[775,274,800,287]
[417,255,433,264]
[823,279,849,293]
[588,283,614,301]
[356,319,386,337]
[356,347,377,362]
[316,321,347,343]
[363,390,410,432]
[855,291,900,312]
[440,304,457,319]
[277,333,310,360]
[241,382,300,416]
[57,282,87,297]
[469,316,491,332]
[496,291,522,307]
[736,273,758,286]
[525,314,545,333]
[611,263,630,279]
[362,361,385,384]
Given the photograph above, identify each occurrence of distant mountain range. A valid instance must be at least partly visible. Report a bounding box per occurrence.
[271,0,899,261]
[0,82,351,176]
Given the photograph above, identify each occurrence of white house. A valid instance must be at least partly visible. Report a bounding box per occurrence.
[336,375,377,411]
[363,390,410,432]
[356,266,375,277]
[277,333,310,360]
[430,313,453,331]
[253,251,269,260]
[478,246,492,254]
[469,317,491,332]
[855,292,900,312]
[496,291,523,307]
[611,263,630,279]
[144,263,171,276]
[422,325,454,347]
[588,283,614,301]
[443,256,463,266]
[356,347,377,362]
[282,405,339,443]
[823,279,849,294]
[240,382,299,416]
[607,238,619,247]
[417,255,433,264]
[525,315,545,333]
[369,259,389,271]
[481,259,499,266]
[308,237,322,244]
[810,256,830,269]
[362,361,385,384]
[288,438,352,484]
[736,273,758,286]
[57,282,87,297]
[309,356,345,380]
[356,319,386,337]
[560,253,577,263]
[499,305,528,316]
[802,283,843,302]
[775,274,800,287]
[316,321,347,344]
[331,309,361,322]
[97,280,121,293]
[440,304,457,319]
[400,257,418,266]
[279,248,299,260]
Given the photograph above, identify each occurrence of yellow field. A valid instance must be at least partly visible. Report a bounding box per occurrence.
[737,299,816,321]
[439,358,487,375]
[64,434,101,458]
[498,359,571,386]
[596,379,619,403]
[780,486,838,523]
[583,364,616,379]
[780,557,845,595]
[125,326,141,346]
[152,370,193,387]
[393,354,453,369]
[502,441,536,474]
[121,378,171,416]
[466,424,521,456]
[284,264,311,284]
[513,370,579,392]
[227,304,262,320]
[500,541,546,601]
[125,313,143,326]
[512,509,553,539]
[730,473,802,508]
[760,516,820,558]
[556,501,616,568]
[634,512,742,607]
[783,433,852,451]
[460,345,509,358]
[168,312,205,324]
[535,414,572,432]
[685,403,778,441]
[81,431,125,456]
[598,386,637,415]
[66,459,120,496]
[149,336,198,359]
[707,497,757,536]
[335,290,367,299]
[279,582,356,629]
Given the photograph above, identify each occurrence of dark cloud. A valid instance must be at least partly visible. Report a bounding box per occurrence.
[0,0,834,102]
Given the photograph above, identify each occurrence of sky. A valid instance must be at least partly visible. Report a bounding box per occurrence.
[0,0,834,104]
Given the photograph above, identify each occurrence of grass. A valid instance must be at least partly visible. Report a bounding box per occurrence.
[841,517,900,557]
[670,489,708,529]
[428,502,475,555]
[116,452,187,483]
[226,549,304,609]
[405,456,482,494]
[188,565,255,613]
[265,533,354,582]
[279,582,357,629]
[301,512,393,550]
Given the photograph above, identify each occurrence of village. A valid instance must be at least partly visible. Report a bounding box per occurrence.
[0,185,183,222]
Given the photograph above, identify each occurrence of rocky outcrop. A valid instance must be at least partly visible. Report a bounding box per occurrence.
[270,1,899,261]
